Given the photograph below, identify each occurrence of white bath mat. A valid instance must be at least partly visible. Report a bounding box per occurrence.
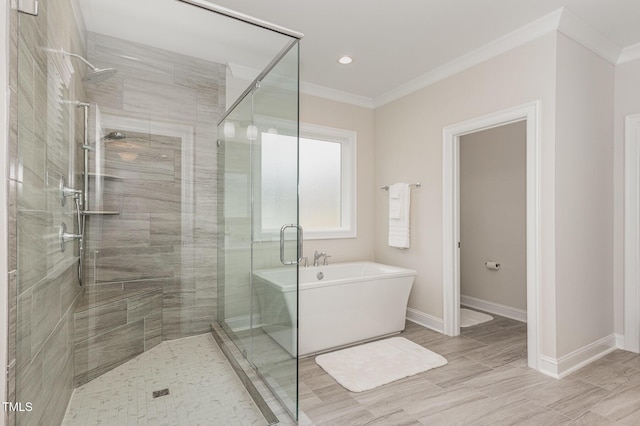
[315,337,447,392]
[460,308,494,327]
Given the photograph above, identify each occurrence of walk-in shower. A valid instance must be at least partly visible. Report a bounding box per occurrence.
[7,0,301,424]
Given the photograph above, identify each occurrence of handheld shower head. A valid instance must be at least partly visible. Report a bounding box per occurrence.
[104,131,127,141]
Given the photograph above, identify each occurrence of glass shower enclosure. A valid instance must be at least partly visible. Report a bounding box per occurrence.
[9,0,301,423]
[217,41,300,418]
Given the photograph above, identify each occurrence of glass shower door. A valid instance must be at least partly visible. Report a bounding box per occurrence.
[251,43,300,416]
[217,41,300,418]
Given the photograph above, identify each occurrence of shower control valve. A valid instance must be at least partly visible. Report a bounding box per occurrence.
[59,178,83,206]
[59,222,83,252]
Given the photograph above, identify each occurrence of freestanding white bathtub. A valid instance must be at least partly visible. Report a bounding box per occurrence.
[253,261,416,356]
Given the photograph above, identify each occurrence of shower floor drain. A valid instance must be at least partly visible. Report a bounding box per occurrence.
[152,388,170,398]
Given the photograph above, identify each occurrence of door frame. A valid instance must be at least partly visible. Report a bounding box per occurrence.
[624,113,640,353]
[442,101,541,370]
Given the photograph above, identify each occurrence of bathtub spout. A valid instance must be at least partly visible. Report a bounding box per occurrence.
[313,251,326,267]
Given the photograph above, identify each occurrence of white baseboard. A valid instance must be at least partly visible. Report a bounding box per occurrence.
[461,295,527,323]
[539,334,618,379]
[616,333,625,350]
[406,308,444,334]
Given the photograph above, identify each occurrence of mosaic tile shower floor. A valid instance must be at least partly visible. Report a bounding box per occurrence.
[62,334,267,425]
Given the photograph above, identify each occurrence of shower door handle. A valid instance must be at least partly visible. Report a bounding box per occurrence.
[280,224,303,265]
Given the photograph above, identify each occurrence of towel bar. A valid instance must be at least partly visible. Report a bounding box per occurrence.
[381,182,421,191]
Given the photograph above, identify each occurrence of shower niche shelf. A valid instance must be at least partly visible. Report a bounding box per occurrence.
[82,172,124,181]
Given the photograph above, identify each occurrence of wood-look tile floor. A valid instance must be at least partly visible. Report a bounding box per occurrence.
[298,313,640,425]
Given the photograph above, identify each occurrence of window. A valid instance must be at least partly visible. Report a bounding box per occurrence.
[261,123,356,239]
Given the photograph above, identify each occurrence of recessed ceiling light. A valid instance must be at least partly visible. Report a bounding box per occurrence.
[337,56,353,65]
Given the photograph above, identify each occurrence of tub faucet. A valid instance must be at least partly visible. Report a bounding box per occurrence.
[313,250,326,267]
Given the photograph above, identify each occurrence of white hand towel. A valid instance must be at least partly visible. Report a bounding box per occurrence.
[389,184,402,219]
[388,183,410,249]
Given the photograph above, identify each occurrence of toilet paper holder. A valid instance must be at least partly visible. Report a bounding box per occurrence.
[485,261,500,270]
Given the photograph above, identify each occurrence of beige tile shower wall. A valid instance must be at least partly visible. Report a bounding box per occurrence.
[84,32,225,340]
[8,0,87,424]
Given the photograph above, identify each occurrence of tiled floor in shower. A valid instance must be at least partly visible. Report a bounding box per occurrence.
[62,334,267,425]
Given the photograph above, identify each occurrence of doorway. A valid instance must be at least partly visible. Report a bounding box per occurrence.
[459,121,527,321]
[442,102,541,370]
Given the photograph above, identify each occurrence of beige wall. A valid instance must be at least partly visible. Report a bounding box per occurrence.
[614,57,640,335]
[460,121,527,311]
[373,32,618,360]
[554,34,614,356]
[299,93,376,263]
[373,33,559,355]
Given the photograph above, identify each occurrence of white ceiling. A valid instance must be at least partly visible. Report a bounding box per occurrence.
[77,0,294,84]
[77,0,640,107]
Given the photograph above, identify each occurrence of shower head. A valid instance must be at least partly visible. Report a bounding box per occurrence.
[56,50,117,83]
[104,131,127,141]
[82,67,117,84]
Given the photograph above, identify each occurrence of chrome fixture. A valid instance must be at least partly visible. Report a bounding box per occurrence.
[77,102,90,285]
[63,100,90,108]
[279,224,303,265]
[104,131,127,141]
[313,250,324,266]
[82,67,117,84]
[59,177,83,207]
[381,182,421,191]
[59,222,82,253]
[79,131,127,151]
[313,250,331,267]
[299,256,308,267]
[51,49,117,83]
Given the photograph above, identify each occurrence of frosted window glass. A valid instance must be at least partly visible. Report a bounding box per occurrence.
[261,133,298,230]
[262,134,341,229]
[299,138,341,228]
[261,124,355,238]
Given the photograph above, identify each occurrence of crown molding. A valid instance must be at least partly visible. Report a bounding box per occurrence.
[373,7,626,108]
[227,62,374,109]
[373,8,563,108]
[618,42,640,64]
[557,8,621,64]
[230,6,628,111]
[300,82,374,109]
